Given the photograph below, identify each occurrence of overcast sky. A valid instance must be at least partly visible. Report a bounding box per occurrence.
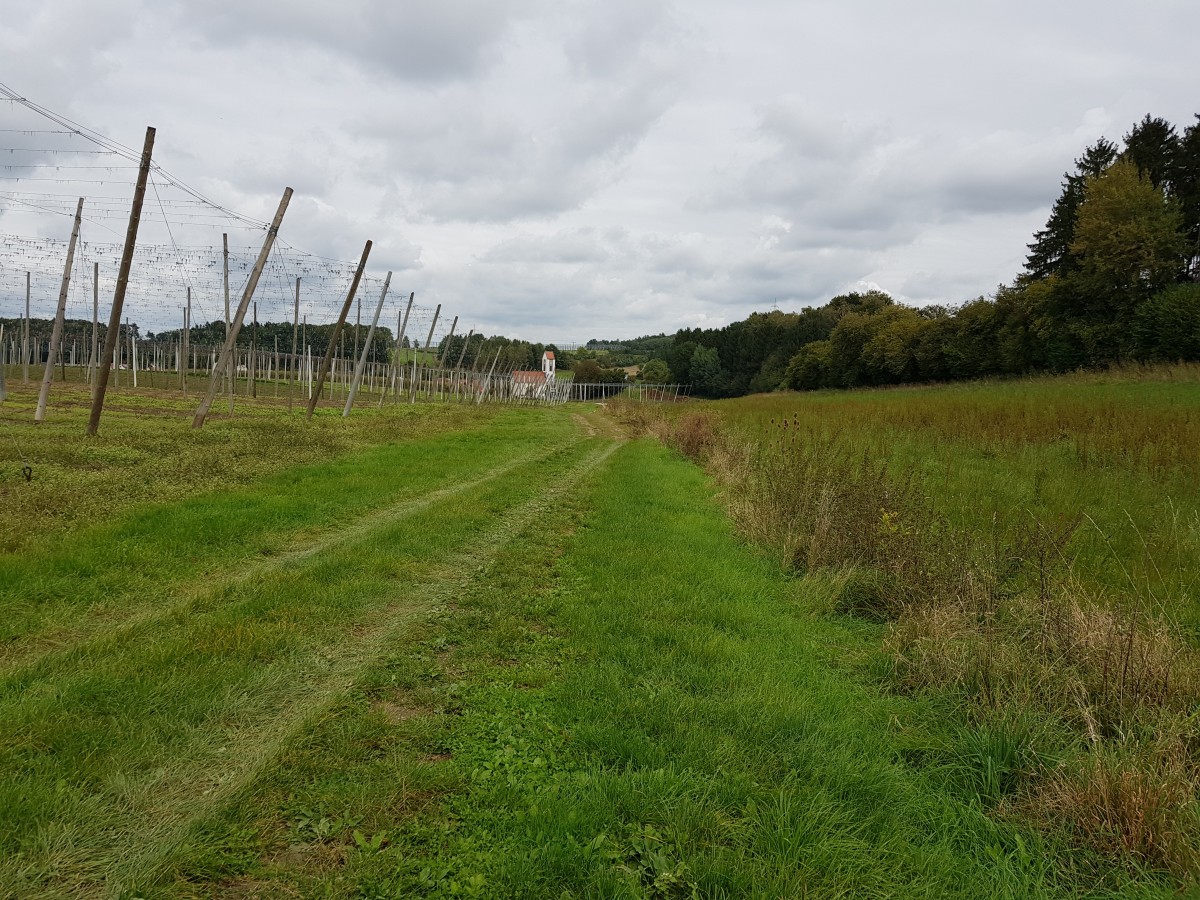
[2,0,1198,343]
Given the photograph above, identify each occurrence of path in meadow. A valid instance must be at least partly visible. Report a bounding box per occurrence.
[0,410,622,898]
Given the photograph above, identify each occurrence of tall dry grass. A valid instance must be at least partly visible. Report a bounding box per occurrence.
[612,394,1200,880]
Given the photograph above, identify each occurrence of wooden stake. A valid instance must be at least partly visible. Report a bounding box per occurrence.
[437,315,458,368]
[35,197,84,423]
[305,240,371,420]
[224,232,233,414]
[386,292,414,404]
[289,277,299,411]
[22,272,30,384]
[454,328,473,370]
[87,126,155,436]
[192,186,292,428]
[182,287,191,396]
[251,301,258,398]
[344,271,391,415]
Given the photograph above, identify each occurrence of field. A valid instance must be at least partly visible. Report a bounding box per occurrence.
[1,370,1197,898]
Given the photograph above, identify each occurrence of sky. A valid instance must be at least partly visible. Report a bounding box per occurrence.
[1,0,1198,344]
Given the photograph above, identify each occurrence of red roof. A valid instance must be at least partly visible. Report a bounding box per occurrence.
[512,371,546,383]
[543,351,555,359]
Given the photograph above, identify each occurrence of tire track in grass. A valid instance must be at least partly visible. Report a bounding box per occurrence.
[0,413,572,666]
[0,442,566,683]
[0,429,623,900]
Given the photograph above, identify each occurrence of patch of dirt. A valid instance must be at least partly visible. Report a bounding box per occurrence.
[262,841,347,874]
[372,699,429,724]
[424,752,453,762]
[211,875,301,899]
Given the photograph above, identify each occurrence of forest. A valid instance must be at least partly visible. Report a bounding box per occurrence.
[648,113,1200,396]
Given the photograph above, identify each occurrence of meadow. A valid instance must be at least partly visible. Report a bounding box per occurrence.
[0,369,1196,898]
[618,362,1200,886]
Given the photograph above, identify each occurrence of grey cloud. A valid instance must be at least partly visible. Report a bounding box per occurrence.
[173,0,537,83]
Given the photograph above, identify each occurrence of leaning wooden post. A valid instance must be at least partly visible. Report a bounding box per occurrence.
[437,315,458,369]
[476,347,502,404]
[192,186,293,428]
[89,262,99,391]
[411,303,440,403]
[454,328,473,370]
[35,197,84,423]
[344,271,391,416]
[87,126,155,436]
[306,240,371,420]
[384,292,413,405]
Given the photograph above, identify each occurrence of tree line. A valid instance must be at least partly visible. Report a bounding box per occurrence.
[639,112,1200,396]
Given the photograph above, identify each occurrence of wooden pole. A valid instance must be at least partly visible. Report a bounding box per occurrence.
[437,315,458,368]
[477,347,502,404]
[224,232,233,414]
[0,324,6,402]
[35,197,84,423]
[412,303,440,404]
[306,240,371,420]
[129,319,137,388]
[22,272,30,384]
[344,271,391,416]
[192,186,292,428]
[182,287,191,396]
[454,328,473,370]
[251,301,258,398]
[387,292,414,404]
[289,276,300,411]
[87,126,155,436]
[89,262,99,390]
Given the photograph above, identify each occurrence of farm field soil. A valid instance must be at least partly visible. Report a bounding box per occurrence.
[0,395,1177,897]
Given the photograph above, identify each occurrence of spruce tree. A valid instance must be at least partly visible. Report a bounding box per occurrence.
[1024,138,1119,280]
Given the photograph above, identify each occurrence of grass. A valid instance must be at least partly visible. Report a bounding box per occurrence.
[613,364,1200,884]
[1,370,1195,896]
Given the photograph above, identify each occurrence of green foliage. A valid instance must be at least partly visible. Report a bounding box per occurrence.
[1132,283,1200,360]
[687,345,724,396]
[638,358,671,384]
[1070,159,1186,305]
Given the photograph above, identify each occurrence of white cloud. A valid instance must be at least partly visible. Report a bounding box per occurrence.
[1,0,1199,339]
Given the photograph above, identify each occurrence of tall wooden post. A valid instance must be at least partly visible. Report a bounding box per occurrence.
[129,319,137,388]
[386,292,414,404]
[454,329,473,370]
[89,262,99,391]
[0,324,7,402]
[35,197,84,423]
[182,288,191,396]
[192,186,292,428]
[344,271,391,416]
[476,347,502,404]
[22,272,30,384]
[289,277,300,411]
[411,303,440,403]
[251,301,258,398]
[223,232,233,413]
[88,126,155,436]
[437,315,458,368]
[306,240,371,420]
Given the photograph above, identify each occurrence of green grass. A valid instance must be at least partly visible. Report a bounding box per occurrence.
[617,365,1200,885]
[0,373,1192,897]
